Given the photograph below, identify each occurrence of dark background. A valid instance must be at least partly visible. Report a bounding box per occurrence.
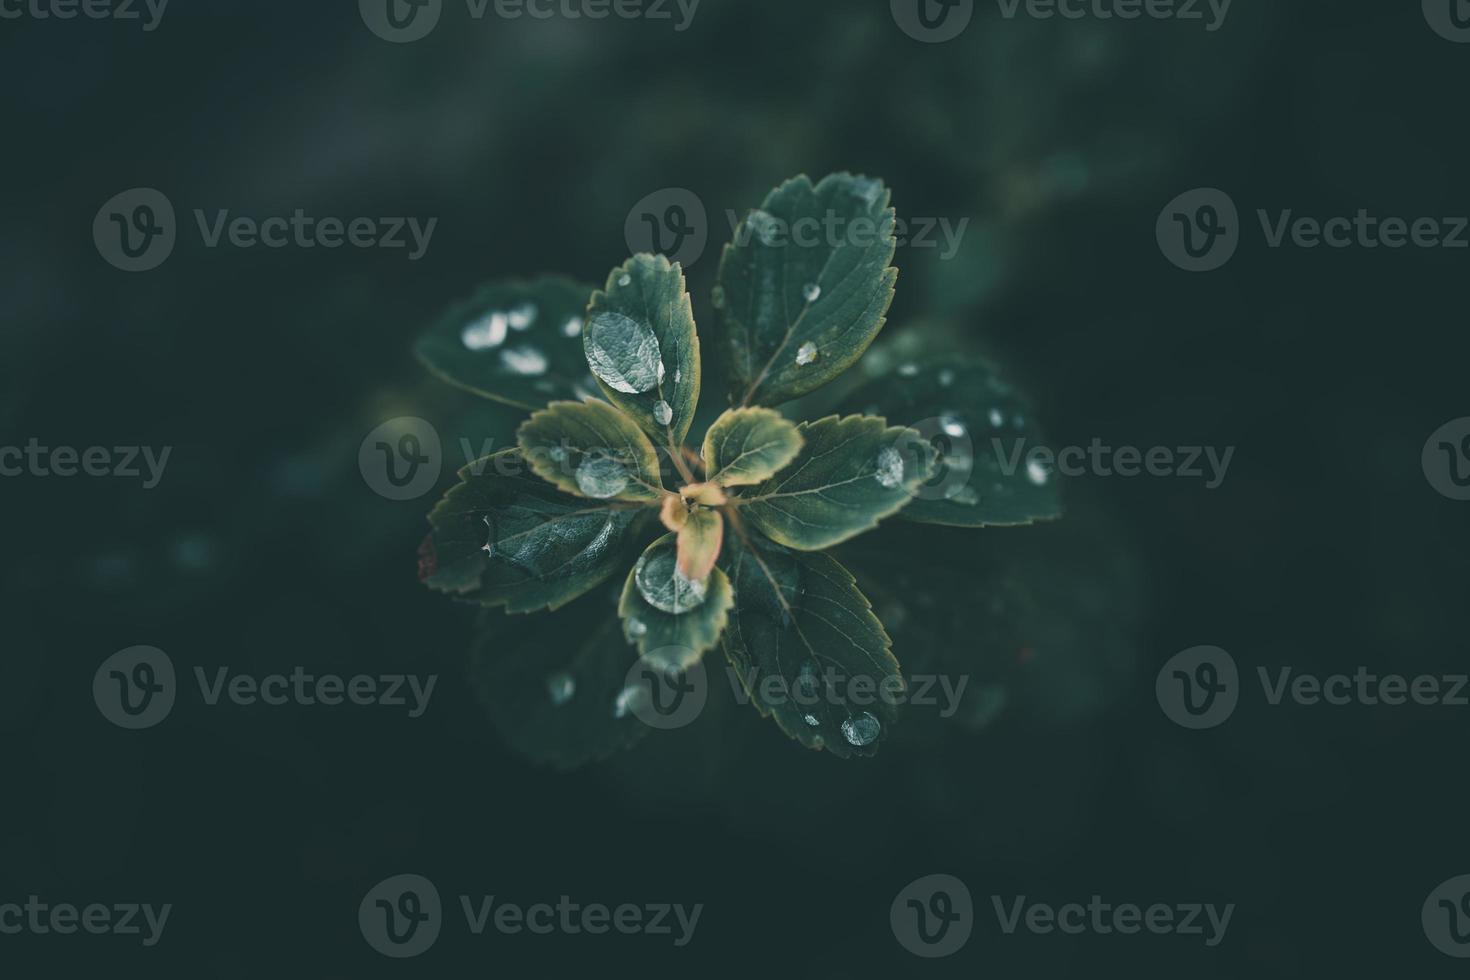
[3,0,1469,975]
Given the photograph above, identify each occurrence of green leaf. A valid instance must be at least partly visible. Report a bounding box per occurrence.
[702,407,804,487]
[415,277,599,411]
[420,450,651,613]
[618,534,733,673]
[469,594,650,770]
[584,255,701,448]
[719,535,899,759]
[737,414,934,551]
[717,173,898,407]
[839,356,1063,527]
[516,399,666,502]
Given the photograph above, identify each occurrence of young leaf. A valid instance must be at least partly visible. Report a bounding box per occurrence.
[839,356,1063,527]
[717,173,898,407]
[420,450,650,613]
[738,415,935,551]
[415,277,599,411]
[619,534,734,673]
[470,597,650,770]
[719,535,900,759]
[702,407,804,487]
[584,254,701,447]
[516,399,666,503]
[675,508,723,581]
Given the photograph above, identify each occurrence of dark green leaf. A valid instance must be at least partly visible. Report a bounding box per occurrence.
[584,255,701,447]
[719,535,899,759]
[415,277,598,411]
[717,173,898,407]
[516,399,666,502]
[619,534,733,672]
[469,593,649,770]
[702,407,804,487]
[839,356,1063,527]
[737,414,934,551]
[420,450,650,613]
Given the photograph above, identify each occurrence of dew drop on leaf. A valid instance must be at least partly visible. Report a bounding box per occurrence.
[585,312,664,394]
[613,683,647,718]
[561,316,584,338]
[653,400,673,426]
[618,274,632,287]
[988,408,1006,428]
[507,303,537,330]
[795,342,819,367]
[1026,459,1051,486]
[627,616,648,638]
[940,415,967,438]
[874,446,905,489]
[546,671,575,706]
[500,345,548,376]
[461,311,508,350]
[841,711,881,747]
[897,363,919,377]
[802,282,822,303]
[574,455,629,499]
[634,547,709,614]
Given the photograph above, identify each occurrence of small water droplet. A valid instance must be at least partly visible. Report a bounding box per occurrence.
[549,446,569,463]
[803,714,820,727]
[614,684,647,718]
[875,446,905,489]
[841,711,881,746]
[988,408,1005,428]
[627,617,648,638]
[1026,460,1050,486]
[674,367,681,384]
[618,273,632,287]
[795,342,819,366]
[481,515,495,555]
[507,302,537,330]
[711,285,726,309]
[575,455,629,498]
[653,400,673,426]
[461,312,508,350]
[546,671,575,706]
[585,312,664,394]
[500,345,548,376]
[940,415,967,438]
[802,282,822,302]
[634,544,709,614]
[938,368,956,387]
[897,363,919,377]
[562,316,584,338]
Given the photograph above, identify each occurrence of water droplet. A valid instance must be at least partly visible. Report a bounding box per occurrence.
[481,515,495,555]
[874,446,905,489]
[614,684,647,718]
[575,455,629,499]
[500,345,548,376]
[938,368,956,387]
[988,408,1005,428]
[627,617,648,638]
[546,671,575,706]
[562,316,584,338]
[711,285,726,310]
[507,302,537,330]
[802,282,822,303]
[461,312,508,350]
[634,544,709,614]
[795,342,819,366]
[952,486,980,505]
[674,367,681,384]
[618,273,632,287]
[841,711,881,746]
[585,312,664,394]
[1026,460,1050,485]
[548,446,569,463]
[897,363,919,377]
[653,400,673,426]
[940,415,967,439]
[803,714,820,727]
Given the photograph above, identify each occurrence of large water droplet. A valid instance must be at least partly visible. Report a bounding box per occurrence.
[634,544,709,614]
[575,455,630,498]
[461,312,508,350]
[500,345,548,376]
[585,312,664,394]
[653,400,673,426]
[841,711,881,746]
[618,273,632,287]
[507,303,537,331]
[874,446,905,489]
[546,671,575,706]
[795,342,818,367]
[802,282,822,302]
